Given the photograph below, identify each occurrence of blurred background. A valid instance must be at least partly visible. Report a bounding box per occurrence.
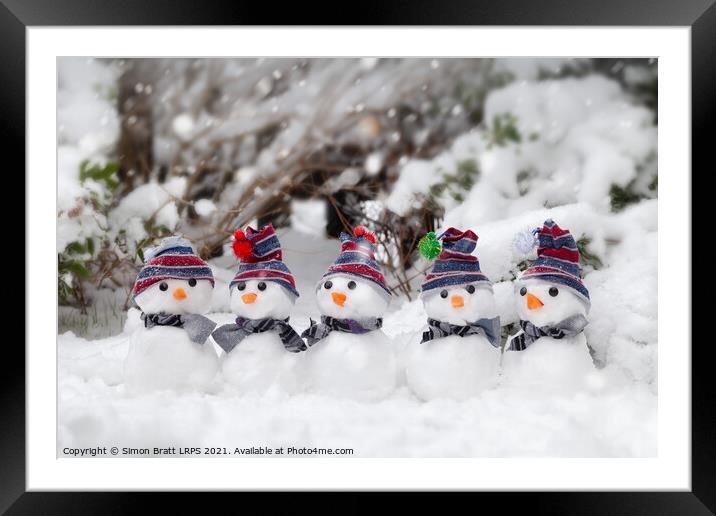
[57,57,657,342]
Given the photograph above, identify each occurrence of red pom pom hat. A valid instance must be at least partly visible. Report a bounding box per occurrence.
[318,226,391,301]
[229,225,299,298]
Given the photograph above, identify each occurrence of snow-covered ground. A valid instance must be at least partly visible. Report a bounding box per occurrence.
[59,204,657,457]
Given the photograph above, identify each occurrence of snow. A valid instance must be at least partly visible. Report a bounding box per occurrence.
[194,199,216,217]
[110,177,186,233]
[290,199,327,236]
[386,75,656,223]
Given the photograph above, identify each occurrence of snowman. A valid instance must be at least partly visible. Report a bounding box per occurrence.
[404,228,501,401]
[124,236,219,393]
[300,226,397,400]
[211,225,305,394]
[502,219,593,389]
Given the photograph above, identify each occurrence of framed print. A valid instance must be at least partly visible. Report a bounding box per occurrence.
[3,0,709,511]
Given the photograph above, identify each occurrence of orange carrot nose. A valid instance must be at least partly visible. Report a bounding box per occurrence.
[173,287,187,300]
[451,295,464,308]
[527,293,544,310]
[242,293,258,304]
[331,292,347,307]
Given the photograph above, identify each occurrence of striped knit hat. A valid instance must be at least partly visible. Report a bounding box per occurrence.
[319,226,391,300]
[133,236,214,298]
[518,219,590,308]
[419,228,492,295]
[230,225,299,298]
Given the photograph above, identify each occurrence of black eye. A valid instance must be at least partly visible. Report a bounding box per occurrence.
[188,278,197,287]
[324,281,333,289]
[440,290,448,299]
[347,281,357,290]
[159,282,168,292]
[258,282,267,291]
[549,287,559,297]
[466,285,476,294]
[519,287,527,296]
[237,282,246,291]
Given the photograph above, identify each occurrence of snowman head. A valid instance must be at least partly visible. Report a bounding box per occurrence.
[316,226,392,319]
[516,279,587,327]
[133,236,215,315]
[230,279,295,319]
[228,225,300,320]
[515,219,591,326]
[422,283,496,326]
[135,278,214,315]
[316,275,389,319]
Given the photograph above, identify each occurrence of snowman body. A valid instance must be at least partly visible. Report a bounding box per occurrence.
[220,280,300,394]
[124,278,219,393]
[406,284,499,401]
[302,275,397,400]
[501,332,592,389]
[502,280,592,390]
[125,325,219,394]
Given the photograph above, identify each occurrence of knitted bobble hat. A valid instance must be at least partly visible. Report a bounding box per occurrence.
[319,226,391,300]
[133,236,214,298]
[229,224,299,298]
[518,219,590,308]
[419,228,492,295]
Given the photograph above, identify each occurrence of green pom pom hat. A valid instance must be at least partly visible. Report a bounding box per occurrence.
[419,227,492,295]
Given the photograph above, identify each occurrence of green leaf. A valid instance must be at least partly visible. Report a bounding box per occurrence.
[576,237,603,270]
[79,160,120,191]
[609,183,644,212]
[62,260,92,279]
[65,241,86,255]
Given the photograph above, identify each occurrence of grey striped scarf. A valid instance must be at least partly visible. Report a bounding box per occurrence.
[140,312,217,345]
[507,314,588,351]
[211,317,306,353]
[421,317,501,347]
[301,315,383,346]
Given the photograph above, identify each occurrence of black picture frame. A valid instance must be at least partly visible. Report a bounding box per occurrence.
[3,0,707,512]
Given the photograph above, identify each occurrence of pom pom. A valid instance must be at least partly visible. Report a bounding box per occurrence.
[513,228,539,256]
[418,231,442,260]
[232,229,253,259]
[353,225,377,244]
